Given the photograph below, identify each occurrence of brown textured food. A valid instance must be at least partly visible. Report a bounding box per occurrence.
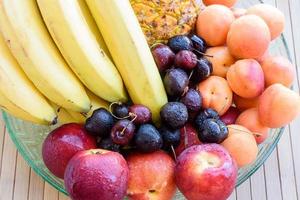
[130,0,200,45]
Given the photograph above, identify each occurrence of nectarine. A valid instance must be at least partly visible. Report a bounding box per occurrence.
[258,84,300,128]
[221,125,258,167]
[205,46,236,78]
[247,4,285,40]
[227,59,265,98]
[198,76,233,115]
[196,5,235,46]
[202,0,238,7]
[261,55,295,87]
[236,108,269,144]
[227,15,271,59]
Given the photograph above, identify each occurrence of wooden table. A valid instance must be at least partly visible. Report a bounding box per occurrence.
[0,0,300,199]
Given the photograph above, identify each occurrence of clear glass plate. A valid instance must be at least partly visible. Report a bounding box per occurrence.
[2,0,291,198]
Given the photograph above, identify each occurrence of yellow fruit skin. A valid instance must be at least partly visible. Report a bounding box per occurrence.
[0,34,56,125]
[86,0,168,123]
[0,91,49,124]
[66,90,109,124]
[0,0,90,112]
[37,0,127,102]
[50,103,79,125]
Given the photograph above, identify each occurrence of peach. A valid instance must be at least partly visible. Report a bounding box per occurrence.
[256,50,271,63]
[227,59,265,98]
[231,8,247,18]
[196,5,235,46]
[205,46,236,78]
[236,108,269,144]
[227,15,271,59]
[247,4,285,40]
[198,76,233,115]
[233,94,259,111]
[221,125,258,167]
[202,0,238,7]
[261,56,295,87]
[258,84,300,128]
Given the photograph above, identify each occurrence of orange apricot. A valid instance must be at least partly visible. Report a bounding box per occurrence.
[261,56,295,87]
[247,4,285,40]
[198,76,233,115]
[205,46,236,78]
[236,108,269,144]
[227,59,265,98]
[258,84,300,128]
[227,15,271,59]
[202,0,238,7]
[221,125,258,167]
[196,5,235,46]
[233,94,259,111]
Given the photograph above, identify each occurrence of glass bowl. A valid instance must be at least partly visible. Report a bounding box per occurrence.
[2,0,290,198]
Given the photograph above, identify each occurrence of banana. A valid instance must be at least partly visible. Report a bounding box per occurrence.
[0,91,47,124]
[0,34,57,125]
[37,0,127,102]
[0,0,90,112]
[86,0,168,122]
[51,103,80,125]
[67,90,109,124]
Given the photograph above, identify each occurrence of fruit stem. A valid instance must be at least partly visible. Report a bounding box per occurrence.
[227,126,255,135]
[120,114,137,136]
[193,49,213,58]
[109,101,130,120]
[170,145,177,161]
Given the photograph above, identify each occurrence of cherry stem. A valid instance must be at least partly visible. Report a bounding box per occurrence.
[109,101,131,120]
[170,145,177,161]
[120,114,137,136]
[183,126,188,148]
[193,49,213,58]
[227,126,254,135]
[188,70,194,81]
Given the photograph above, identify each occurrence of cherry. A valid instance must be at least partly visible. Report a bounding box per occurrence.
[175,50,198,70]
[151,44,175,72]
[129,104,152,125]
[111,119,136,145]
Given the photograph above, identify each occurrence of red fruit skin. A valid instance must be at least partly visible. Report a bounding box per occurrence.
[175,124,201,156]
[129,104,152,125]
[220,106,241,125]
[42,123,96,179]
[127,151,176,200]
[64,149,129,200]
[175,144,238,200]
[152,44,175,72]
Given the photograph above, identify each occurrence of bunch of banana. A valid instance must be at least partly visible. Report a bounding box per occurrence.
[37,0,127,103]
[0,0,90,113]
[0,35,57,125]
[86,0,168,123]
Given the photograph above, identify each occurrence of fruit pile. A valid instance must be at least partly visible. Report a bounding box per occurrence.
[1,0,300,200]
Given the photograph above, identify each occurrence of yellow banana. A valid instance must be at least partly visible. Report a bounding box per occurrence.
[0,0,90,112]
[0,90,48,124]
[51,103,81,125]
[86,0,168,122]
[0,34,56,125]
[37,0,127,102]
[67,90,109,124]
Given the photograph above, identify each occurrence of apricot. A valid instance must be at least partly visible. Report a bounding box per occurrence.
[258,84,300,128]
[198,76,233,115]
[196,5,235,46]
[247,4,285,40]
[256,50,270,63]
[227,15,271,59]
[221,125,258,167]
[261,56,295,87]
[205,46,236,78]
[231,8,247,18]
[227,59,265,98]
[233,94,259,111]
[202,0,238,7]
[236,108,269,144]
